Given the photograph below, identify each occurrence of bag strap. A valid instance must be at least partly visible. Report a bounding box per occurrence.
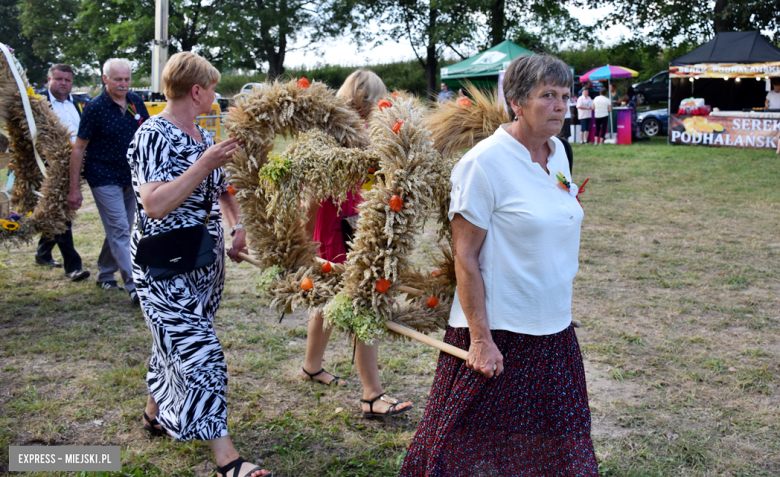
[559,137,574,174]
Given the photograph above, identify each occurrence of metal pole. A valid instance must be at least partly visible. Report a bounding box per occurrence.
[151,0,169,98]
[608,78,613,139]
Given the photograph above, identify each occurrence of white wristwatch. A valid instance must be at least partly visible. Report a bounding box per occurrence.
[229,223,244,237]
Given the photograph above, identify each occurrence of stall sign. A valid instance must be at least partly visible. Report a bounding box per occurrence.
[670,114,779,149]
[670,62,780,79]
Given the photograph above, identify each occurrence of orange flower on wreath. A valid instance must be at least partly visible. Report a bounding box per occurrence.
[457,97,472,108]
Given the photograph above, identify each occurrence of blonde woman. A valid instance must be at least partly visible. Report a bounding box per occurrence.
[299,69,412,418]
[128,52,269,477]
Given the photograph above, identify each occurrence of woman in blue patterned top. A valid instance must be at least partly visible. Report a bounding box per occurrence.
[127,52,269,477]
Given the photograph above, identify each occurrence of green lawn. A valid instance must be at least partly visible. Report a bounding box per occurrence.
[1,138,778,476]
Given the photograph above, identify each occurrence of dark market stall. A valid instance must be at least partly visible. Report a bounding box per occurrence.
[669,31,780,149]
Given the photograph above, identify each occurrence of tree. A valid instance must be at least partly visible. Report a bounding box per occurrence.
[479,0,591,49]
[581,0,780,45]
[17,0,231,76]
[216,0,356,79]
[0,0,55,84]
[350,0,471,99]
[61,0,153,74]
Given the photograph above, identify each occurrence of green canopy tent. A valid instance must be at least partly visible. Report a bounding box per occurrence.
[441,40,533,90]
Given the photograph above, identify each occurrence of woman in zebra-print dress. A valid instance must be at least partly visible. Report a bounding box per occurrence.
[128,52,269,477]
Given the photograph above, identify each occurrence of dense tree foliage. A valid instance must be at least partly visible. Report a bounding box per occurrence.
[215,0,356,79]
[1,0,778,92]
[0,0,52,83]
[580,0,780,45]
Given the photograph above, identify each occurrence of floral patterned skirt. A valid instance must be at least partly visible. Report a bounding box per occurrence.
[400,325,598,477]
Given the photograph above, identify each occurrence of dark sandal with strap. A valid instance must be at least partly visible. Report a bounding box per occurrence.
[360,393,412,418]
[142,411,168,438]
[216,456,268,477]
[301,367,346,387]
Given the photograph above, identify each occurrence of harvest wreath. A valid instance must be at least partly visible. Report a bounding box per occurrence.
[224,79,580,358]
[223,78,464,357]
[0,43,75,245]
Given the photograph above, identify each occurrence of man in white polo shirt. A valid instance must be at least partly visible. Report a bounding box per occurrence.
[35,64,90,281]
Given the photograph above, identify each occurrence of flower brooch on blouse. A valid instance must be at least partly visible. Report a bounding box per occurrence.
[556,172,589,208]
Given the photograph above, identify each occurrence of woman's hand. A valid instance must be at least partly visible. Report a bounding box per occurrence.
[227,228,247,263]
[466,338,504,379]
[200,137,244,171]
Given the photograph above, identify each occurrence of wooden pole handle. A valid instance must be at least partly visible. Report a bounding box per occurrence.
[237,251,263,268]
[385,320,468,361]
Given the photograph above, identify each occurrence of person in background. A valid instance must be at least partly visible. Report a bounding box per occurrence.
[559,90,572,141]
[577,81,590,97]
[593,88,612,145]
[301,69,412,418]
[576,88,593,144]
[35,63,90,281]
[610,83,620,106]
[765,79,780,110]
[128,51,269,477]
[67,58,149,305]
[401,54,597,476]
[625,85,641,139]
[457,88,472,108]
[568,94,579,142]
[770,80,780,153]
[437,83,454,104]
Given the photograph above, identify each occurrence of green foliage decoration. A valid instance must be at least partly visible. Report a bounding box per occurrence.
[257,265,284,293]
[322,293,386,345]
[258,153,291,184]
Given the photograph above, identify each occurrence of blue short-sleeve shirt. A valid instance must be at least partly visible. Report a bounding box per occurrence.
[78,90,150,188]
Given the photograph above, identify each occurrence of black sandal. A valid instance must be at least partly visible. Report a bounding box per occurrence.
[360,393,412,418]
[142,411,168,438]
[301,367,346,387]
[216,456,267,477]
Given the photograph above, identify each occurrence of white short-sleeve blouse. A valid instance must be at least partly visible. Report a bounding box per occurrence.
[448,125,584,336]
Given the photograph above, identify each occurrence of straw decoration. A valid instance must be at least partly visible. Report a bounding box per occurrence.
[0,48,75,243]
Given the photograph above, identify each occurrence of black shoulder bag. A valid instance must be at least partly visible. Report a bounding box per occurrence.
[134,175,216,280]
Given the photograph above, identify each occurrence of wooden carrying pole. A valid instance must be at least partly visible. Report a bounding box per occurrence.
[235,252,579,361]
[236,252,467,360]
[385,320,468,360]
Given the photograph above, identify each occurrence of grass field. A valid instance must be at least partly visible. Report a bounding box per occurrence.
[1,137,779,476]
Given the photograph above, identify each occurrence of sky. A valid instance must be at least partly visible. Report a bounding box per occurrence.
[284,4,633,67]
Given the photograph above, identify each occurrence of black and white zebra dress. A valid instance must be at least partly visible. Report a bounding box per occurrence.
[128,115,229,442]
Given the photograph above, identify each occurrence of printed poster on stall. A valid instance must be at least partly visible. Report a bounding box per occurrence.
[669,114,779,149]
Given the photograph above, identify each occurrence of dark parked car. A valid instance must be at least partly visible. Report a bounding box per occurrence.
[633,70,668,105]
[72,92,92,104]
[573,80,603,97]
[217,98,232,112]
[637,108,668,137]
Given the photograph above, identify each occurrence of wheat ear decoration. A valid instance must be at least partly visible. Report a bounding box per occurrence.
[0,50,75,242]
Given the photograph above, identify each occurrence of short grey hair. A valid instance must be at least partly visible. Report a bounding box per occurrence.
[503,54,572,116]
[102,58,132,78]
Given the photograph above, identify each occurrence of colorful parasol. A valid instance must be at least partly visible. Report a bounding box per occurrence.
[579,65,638,82]
[578,65,639,141]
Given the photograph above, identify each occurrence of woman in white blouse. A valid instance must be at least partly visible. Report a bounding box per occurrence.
[401,55,598,476]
